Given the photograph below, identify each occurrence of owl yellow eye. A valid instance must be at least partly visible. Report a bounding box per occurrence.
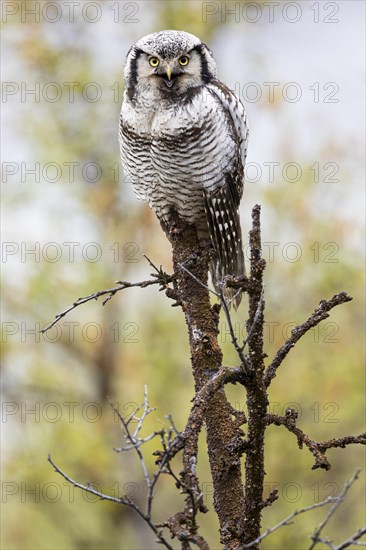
[149,57,160,67]
[179,56,189,67]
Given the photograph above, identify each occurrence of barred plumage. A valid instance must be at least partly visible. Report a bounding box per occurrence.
[119,30,249,308]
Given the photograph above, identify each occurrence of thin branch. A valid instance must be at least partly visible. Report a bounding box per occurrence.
[267,411,366,470]
[260,489,279,509]
[179,262,219,298]
[48,454,135,505]
[264,292,353,387]
[219,288,250,374]
[48,454,174,550]
[143,254,164,275]
[108,390,164,519]
[42,270,175,333]
[335,530,366,550]
[243,497,339,548]
[165,414,180,437]
[309,469,362,549]
[315,537,335,549]
[114,430,164,452]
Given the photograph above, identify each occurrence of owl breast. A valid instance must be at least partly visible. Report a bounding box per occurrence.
[120,87,240,233]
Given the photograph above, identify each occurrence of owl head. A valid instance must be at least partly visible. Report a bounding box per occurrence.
[124,30,217,100]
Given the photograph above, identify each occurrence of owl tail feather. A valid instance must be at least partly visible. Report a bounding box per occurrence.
[204,187,245,310]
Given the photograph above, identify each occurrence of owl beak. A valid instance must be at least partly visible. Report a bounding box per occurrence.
[161,64,175,88]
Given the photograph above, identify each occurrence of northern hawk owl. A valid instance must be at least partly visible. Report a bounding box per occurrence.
[119,30,249,308]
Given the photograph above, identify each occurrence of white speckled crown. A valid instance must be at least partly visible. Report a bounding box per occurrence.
[135,30,202,58]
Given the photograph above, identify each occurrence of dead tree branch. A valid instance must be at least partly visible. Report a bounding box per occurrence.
[267,409,366,470]
[309,469,363,548]
[243,469,364,548]
[48,389,211,550]
[264,292,353,388]
[41,257,175,333]
[48,451,175,550]
[243,497,339,548]
[241,205,268,546]
[47,204,364,549]
[165,210,246,549]
[334,529,366,550]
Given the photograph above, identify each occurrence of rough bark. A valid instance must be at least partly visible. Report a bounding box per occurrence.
[166,212,245,549]
[242,206,267,547]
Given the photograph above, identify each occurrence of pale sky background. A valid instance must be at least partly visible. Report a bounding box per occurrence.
[2,0,365,273]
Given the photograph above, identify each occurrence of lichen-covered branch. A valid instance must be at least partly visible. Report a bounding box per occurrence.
[264,292,353,387]
[267,410,366,470]
[165,210,246,549]
[241,205,268,547]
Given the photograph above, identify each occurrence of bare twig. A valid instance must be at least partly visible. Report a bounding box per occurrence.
[48,454,136,505]
[264,292,353,387]
[219,288,250,374]
[143,253,164,275]
[179,261,219,298]
[267,410,366,470]
[114,430,164,452]
[243,497,339,548]
[309,469,362,549]
[48,454,175,550]
[109,389,169,520]
[42,267,175,333]
[235,469,365,549]
[335,529,366,550]
[260,489,279,509]
[110,389,211,547]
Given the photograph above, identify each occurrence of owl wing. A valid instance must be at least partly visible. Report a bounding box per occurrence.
[206,81,249,202]
[203,82,249,306]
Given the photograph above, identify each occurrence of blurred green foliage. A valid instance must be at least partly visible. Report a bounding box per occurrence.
[2,1,365,549]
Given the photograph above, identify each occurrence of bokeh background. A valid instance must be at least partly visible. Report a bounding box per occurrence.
[1,1,365,548]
